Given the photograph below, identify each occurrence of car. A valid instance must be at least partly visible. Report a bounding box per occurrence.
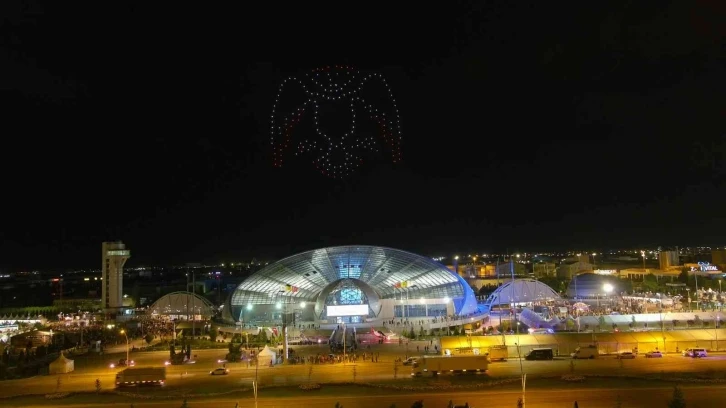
[110,359,135,368]
[402,357,418,366]
[617,352,636,359]
[682,348,707,358]
[645,351,663,358]
[210,368,229,375]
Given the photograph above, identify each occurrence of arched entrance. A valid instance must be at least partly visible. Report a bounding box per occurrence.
[314,278,381,324]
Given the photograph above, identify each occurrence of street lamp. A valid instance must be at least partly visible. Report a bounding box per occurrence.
[120,329,129,364]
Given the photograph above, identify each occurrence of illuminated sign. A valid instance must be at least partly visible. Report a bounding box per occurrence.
[698,262,719,272]
[326,304,369,317]
[594,270,617,275]
[107,250,130,256]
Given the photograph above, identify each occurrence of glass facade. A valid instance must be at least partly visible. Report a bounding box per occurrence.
[394,303,448,318]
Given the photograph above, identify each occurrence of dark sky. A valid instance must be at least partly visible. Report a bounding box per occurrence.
[1,2,725,270]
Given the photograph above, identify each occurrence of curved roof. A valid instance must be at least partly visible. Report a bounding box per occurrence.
[566,273,620,298]
[229,245,477,315]
[148,291,215,317]
[484,279,561,306]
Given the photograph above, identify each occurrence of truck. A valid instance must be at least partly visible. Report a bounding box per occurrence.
[487,345,508,361]
[411,355,489,377]
[115,367,166,387]
[571,345,599,359]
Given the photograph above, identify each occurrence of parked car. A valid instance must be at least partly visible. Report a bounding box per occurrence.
[617,352,636,359]
[645,351,663,358]
[210,368,230,375]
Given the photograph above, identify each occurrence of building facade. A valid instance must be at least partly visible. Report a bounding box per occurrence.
[101,241,130,313]
[223,245,479,326]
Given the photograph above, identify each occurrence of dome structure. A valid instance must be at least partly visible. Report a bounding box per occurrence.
[483,279,561,307]
[226,245,478,324]
[565,273,619,299]
[148,291,215,319]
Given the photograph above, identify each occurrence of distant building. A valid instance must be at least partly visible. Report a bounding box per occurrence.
[533,262,557,278]
[712,249,726,270]
[101,241,130,314]
[659,251,679,270]
[556,261,593,280]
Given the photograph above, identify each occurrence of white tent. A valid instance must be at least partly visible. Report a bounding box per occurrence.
[257,345,277,366]
[49,353,74,374]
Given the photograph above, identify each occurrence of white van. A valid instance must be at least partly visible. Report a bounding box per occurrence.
[571,345,599,359]
[682,348,707,357]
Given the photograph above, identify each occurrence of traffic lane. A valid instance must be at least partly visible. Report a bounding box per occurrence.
[2,353,722,398]
[15,384,726,408]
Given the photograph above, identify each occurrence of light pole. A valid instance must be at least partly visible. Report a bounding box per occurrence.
[120,329,129,364]
[592,253,597,270]
[641,250,646,271]
[603,283,613,311]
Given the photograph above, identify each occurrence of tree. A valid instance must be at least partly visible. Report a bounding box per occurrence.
[352,365,357,382]
[419,326,425,339]
[209,327,218,343]
[517,398,523,408]
[259,329,268,344]
[335,403,343,408]
[411,401,424,408]
[598,316,606,331]
[667,385,686,408]
[408,327,415,339]
[308,365,313,383]
[678,269,689,284]
[145,333,154,345]
[95,378,101,393]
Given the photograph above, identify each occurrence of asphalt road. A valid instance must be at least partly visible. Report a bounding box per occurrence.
[11,384,726,408]
[3,346,726,398]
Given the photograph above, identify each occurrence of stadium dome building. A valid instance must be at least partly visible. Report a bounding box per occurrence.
[223,246,478,326]
[482,279,562,309]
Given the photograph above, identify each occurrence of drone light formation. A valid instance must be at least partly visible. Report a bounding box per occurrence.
[270,65,402,179]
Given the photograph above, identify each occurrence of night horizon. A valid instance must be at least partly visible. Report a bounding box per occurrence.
[2,2,725,271]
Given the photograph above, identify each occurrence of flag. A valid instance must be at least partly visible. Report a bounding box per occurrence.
[401,281,408,288]
[285,284,299,293]
[394,282,401,289]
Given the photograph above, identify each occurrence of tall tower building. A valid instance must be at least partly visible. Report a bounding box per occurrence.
[659,250,679,270]
[102,241,130,312]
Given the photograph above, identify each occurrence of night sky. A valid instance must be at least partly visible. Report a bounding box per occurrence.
[2,2,725,270]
